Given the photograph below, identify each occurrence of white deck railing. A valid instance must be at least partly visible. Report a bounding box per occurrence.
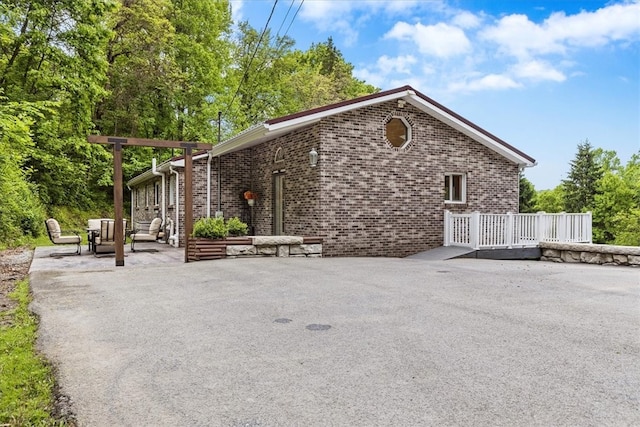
[444,211,592,249]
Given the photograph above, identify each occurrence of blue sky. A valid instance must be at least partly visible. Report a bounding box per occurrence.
[231,0,640,190]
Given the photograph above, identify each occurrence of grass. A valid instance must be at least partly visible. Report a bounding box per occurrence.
[0,279,66,426]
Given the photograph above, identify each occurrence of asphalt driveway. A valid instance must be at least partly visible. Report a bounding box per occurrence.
[29,255,639,426]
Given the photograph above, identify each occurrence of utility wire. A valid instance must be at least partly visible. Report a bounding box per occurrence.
[274,0,296,39]
[282,0,304,39]
[224,0,279,115]
[252,0,303,78]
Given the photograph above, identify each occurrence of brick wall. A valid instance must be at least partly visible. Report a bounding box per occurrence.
[131,99,519,257]
[315,100,518,257]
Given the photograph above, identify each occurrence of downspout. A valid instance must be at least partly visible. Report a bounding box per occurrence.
[170,166,180,248]
[152,158,166,226]
[207,152,212,218]
[127,185,133,230]
[217,156,222,215]
[217,111,222,216]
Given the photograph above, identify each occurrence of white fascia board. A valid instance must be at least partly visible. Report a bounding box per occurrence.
[267,90,415,133]
[407,95,534,167]
[127,152,209,185]
[168,152,209,168]
[209,90,417,157]
[127,170,156,186]
[210,124,269,157]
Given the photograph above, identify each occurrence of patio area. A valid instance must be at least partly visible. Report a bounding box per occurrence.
[30,242,183,272]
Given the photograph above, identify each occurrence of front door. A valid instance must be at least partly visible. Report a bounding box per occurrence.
[273,173,285,235]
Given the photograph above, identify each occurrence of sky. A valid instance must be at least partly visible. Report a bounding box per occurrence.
[231,0,640,190]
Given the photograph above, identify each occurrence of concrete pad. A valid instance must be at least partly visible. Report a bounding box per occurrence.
[29,257,640,426]
[31,243,183,272]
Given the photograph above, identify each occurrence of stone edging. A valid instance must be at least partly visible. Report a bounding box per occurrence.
[187,236,322,261]
[539,242,640,266]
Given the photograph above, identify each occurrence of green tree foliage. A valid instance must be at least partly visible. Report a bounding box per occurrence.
[225,30,379,134]
[592,153,640,245]
[0,0,114,212]
[518,173,537,213]
[535,186,565,213]
[561,140,603,212]
[0,98,46,245]
[95,0,233,180]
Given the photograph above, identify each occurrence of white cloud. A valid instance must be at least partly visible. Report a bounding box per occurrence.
[452,11,482,29]
[354,54,418,89]
[385,22,471,58]
[481,1,640,58]
[229,0,244,23]
[449,74,522,92]
[512,60,566,82]
[375,55,417,74]
[299,0,444,46]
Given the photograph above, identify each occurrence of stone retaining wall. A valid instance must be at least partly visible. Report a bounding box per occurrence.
[187,236,322,261]
[539,242,640,267]
[227,236,322,259]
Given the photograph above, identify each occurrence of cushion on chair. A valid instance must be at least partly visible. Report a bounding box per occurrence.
[52,235,81,244]
[148,218,162,236]
[130,233,157,242]
[46,219,61,239]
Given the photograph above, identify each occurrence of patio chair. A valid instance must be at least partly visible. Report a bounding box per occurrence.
[44,218,81,256]
[93,219,127,255]
[130,218,162,252]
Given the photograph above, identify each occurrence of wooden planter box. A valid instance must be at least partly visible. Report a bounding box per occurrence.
[187,237,252,261]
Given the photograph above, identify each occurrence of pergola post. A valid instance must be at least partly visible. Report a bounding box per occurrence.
[88,136,212,267]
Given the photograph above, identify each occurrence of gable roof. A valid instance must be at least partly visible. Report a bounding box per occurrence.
[211,85,536,167]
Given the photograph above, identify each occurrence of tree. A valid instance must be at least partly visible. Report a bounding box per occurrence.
[225,31,378,134]
[1,0,115,210]
[535,185,565,212]
[562,140,603,212]
[95,0,233,180]
[519,173,537,213]
[592,152,640,244]
[0,97,46,244]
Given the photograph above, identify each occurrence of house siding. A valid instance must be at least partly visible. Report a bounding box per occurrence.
[130,99,519,258]
[316,100,518,257]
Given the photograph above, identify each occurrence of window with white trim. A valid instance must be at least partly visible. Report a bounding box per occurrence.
[444,173,466,203]
[385,116,412,148]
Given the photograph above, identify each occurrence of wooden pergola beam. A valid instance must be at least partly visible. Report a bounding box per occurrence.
[88,135,213,266]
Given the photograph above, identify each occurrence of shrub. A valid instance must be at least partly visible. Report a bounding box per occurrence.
[192,217,228,239]
[226,217,248,236]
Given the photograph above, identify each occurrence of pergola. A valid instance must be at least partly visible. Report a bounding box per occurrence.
[87,136,213,266]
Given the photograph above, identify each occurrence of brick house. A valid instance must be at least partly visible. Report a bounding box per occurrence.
[127,86,536,257]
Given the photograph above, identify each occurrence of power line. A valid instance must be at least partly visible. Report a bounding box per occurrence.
[224,0,280,115]
[282,0,304,39]
[274,0,296,39]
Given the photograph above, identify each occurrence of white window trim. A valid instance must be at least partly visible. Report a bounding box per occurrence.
[385,115,413,149]
[444,173,467,204]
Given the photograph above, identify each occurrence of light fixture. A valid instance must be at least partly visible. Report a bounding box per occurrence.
[309,147,318,167]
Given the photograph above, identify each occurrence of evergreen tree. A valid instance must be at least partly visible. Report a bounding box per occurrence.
[518,173,537,213]
[562,140,603,212]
